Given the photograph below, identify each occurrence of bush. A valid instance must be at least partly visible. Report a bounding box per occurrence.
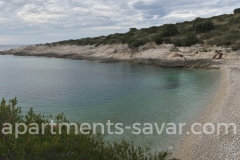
[163,37,173,44]
[193,17,204,28]
[161,24,179,37]
[234,8,240,14]
[179,26,194,34]
[195,21,214,32]
[216,17,225,22]
[216,25,229,32]
[223,40,231,45]
[121,33,135,44]
[121,37,128,44]
[127,39,149,48]
[146,26,158,34]
[173,34,199,47]
[183,34,199,46]
[129,28,138,32]
[228,17,240,24]
[232,42,240,51]
[173,38,183,46]
[201,31,215,39]
[224,33,239,44]
[207,33,239,46]
[0,98,178,160]
[207,37,232,46]
[153,35,163,45]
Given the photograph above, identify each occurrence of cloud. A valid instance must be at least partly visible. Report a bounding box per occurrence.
[0,36,13,44]
[0,0,240,44]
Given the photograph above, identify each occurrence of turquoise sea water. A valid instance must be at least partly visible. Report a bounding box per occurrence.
[0,45,221,151]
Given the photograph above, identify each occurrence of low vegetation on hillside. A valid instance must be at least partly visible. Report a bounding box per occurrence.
[0,98,177,160]
[46,8,240,51]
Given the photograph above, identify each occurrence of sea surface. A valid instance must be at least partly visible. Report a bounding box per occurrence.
[0,45,221,151]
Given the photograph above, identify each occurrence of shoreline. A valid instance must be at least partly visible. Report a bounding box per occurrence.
[1,43,237,69]
[170,67,228,158]
[173,66,240,159]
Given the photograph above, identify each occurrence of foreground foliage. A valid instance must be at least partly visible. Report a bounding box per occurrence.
[0,98,177,160]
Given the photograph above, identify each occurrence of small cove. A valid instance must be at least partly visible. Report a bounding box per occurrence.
[0,50,221,150]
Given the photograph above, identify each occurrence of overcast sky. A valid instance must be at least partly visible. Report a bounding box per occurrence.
[0,0,239,44]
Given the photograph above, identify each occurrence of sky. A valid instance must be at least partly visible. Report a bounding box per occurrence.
[0,0,239,44]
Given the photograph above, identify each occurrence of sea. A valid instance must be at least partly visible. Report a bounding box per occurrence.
[0,45,221,151]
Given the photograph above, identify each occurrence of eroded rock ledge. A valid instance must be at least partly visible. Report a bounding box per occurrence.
[1,43,240,68]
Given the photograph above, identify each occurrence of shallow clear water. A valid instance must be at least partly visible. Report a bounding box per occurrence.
[0,49,221,150]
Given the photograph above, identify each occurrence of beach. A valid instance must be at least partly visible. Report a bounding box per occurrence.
[174,66,240,159]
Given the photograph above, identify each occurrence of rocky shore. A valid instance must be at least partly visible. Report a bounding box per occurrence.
[1,43,240,68]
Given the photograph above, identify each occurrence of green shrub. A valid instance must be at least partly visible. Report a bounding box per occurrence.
[193,17,204,28]
[129,28,138,32]
[216,17,225,22]
[0,98,177,160]
[232,42,240,51]
[225,33,239,43]
[121,33,135,44]
[163,37,173,44]
[207,36,233,46]
[128,39,149,48]
[121,37,129,44]
[180,26,194,34]
[195,21,214,32]
[201,31,216,39]
[77,40,83,45]
[153,35,163,45]
[223,40,231,45]
[234,8,240,14]
[183,34,199,46]
[228,17,240,24]
[218,25,229,32]
[125,38,134,47]
[173,34,199,47]
[209,33,240,46]
[147,26,158,34]
[173,38,183,46]
[161,24,179,37]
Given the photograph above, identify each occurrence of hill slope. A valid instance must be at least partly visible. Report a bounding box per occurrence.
[49,9,240,51]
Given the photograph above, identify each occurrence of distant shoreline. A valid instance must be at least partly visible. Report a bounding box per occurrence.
[1,43,239,69]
